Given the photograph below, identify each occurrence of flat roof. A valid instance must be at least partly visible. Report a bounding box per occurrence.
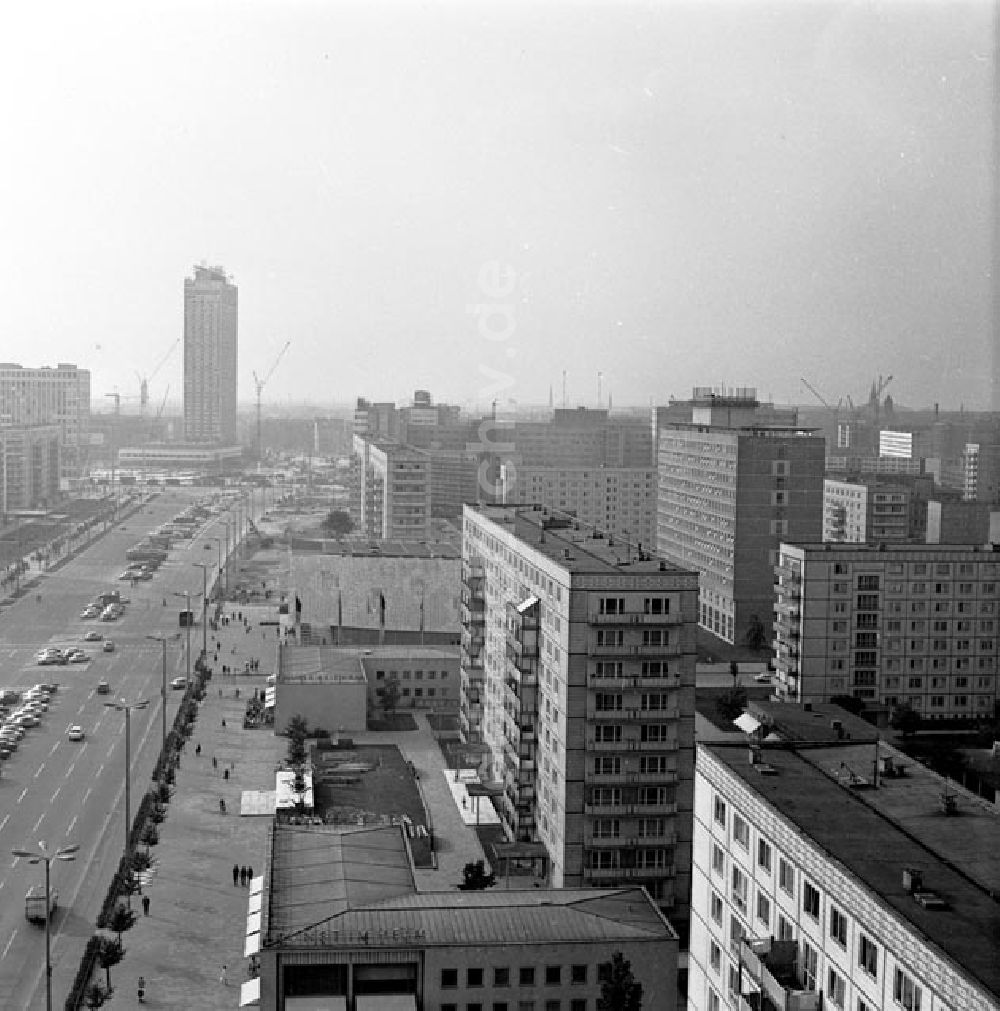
[280,644,459,684]
[469,504,697,580]
[704,742,1000,999]
[781,542,997,555]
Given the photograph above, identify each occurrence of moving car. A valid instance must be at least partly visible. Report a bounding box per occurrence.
[170,677,187,690]
[66,649,89,664]
[753,672,772,683]
[83,631,103,642]
[103,640,115,653]
[96,679,110,695]
[79,607,99,619]
[67,725,85,741]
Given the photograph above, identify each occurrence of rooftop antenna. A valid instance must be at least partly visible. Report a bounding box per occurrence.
[597,371,603,407]
[562,370,567,409]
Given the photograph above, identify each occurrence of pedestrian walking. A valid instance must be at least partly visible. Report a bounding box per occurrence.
[241,865,249,886]
[142,894,150,916]
[220,965,228,986]
[195,743,201,756]
[233,864,239,886]
[213,755,218,769]
[247,864,254,883]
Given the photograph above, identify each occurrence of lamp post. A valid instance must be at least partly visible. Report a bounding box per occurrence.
[170,590,201,686]
[11,840,79,1011]
[193,562,209,661]
[211,536,222,586]
[145,635,168,755]
[223,519,231,595]
[103,698,149,862]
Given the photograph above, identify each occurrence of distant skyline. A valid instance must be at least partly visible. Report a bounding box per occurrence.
[2,1,996,413]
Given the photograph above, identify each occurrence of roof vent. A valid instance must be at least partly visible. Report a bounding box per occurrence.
[903,867,923,893]
[913,890,949,911]
[757,764,777,776]
[803,702,812,712]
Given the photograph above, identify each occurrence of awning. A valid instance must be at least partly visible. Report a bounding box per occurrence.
[249,875,264,896]
[244,930,261,957]
[355,997,416,1011]
[239,978,260,1007]
[733,713,761,734]
[246,910,261,934]
[248,892,262,914]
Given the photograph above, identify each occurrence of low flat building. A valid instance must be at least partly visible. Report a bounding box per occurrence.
[689,739,1000,1011]
[253,822,679,1011]
[275,643,461,729]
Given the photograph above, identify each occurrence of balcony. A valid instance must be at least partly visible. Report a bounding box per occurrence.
[586,706,636,722]
[588,771,679,786]
[739,938,821,1011]
[589,610,683,625]
[590,643,682,657]
[581,865,675,882]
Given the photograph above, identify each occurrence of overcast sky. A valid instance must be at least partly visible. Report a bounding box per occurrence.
[1,0,995,413]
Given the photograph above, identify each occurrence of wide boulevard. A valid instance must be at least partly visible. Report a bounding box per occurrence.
[0,487,249,1009]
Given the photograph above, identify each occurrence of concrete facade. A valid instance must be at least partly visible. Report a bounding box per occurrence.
[0,424,60,513]
[183,265,238,444]
[773,541,1000,715]
[461,502,698,930]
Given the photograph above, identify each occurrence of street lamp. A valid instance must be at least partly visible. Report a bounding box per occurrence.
[145,635,169,755]
[193,562,210,662]
[104,699,149,863]
[10,840,79,1011]
[171,589,203,686]
[222,519,231,595]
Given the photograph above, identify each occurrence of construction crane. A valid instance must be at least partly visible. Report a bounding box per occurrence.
[801,378,835,411]
[253,340,291,464]
[135,338,180,415]
[155,385,170,421]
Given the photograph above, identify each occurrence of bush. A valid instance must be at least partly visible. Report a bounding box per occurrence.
[64,934,103,1011]
[140,824,159,847]
[131,850,152,872]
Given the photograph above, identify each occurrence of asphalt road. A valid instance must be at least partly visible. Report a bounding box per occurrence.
[0,488,246,1009]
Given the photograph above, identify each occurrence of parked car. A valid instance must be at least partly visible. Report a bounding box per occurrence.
[96,680,110,695]
[103,640,115,653]
[83,631,103,642]
[67,725,85,741]
[170,677,187,690]
[66,649,89,664]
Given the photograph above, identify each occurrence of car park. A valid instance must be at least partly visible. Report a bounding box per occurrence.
[103,640,115,653]
[170,677,187,690]
[14,713,39,728]
[83,631,103,642]
[67,725,85,741]
[96,679,110,694]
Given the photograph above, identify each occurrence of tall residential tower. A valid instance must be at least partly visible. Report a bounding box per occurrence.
[183,265,238,444]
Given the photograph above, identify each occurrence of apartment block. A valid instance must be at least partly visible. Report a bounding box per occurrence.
[773,541,1000,714]
[183,264,238,444]
[0,362,90,482]
[500,463,657,548]
[689,740,1000,1011]
[353,435,431,541]
[822,476,934,544]
[655,388,825,646]
[0,425,61,513]
[461,502,698,928]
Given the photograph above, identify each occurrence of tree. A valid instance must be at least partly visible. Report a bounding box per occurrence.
[286,713,309,765]
[458,860,496,891]
[744,613,769,652]
[322,509,354,538]
[381,674,401,719]
[83,982,108,1009]
[97,936,124,992]
[597,952,643,1011]
[716,686,748,723]
[108,903,136,945]
[729,660,740,686]
[890,703,920,738]
[830,694,866,717]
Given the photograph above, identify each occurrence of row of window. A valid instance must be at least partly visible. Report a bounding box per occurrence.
[441,964,592,989]
[375,669,451,680]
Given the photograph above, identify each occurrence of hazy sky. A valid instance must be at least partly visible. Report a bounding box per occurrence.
[2,0,995,413]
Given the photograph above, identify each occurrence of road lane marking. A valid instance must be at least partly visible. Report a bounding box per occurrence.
[51,786,61,802]
[0,814,7,833]
[67,815,77,834]
[83,787,92,804]
[32,813,44,832]
[33,763,45,778]
[67,759,77,774]
[17,789,27,803]
[49,741,59,756]
[106,744,115,759]
[2,931,15,959]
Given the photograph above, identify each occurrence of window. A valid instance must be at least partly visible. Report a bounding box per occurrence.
[545,966,561,986]
[520,967,535,986]
[828,967,846,1009]
[893,968,923,1011]
[495,967,510,987]
[468,968,484,988]
[829,905,847,947]
[712,844,725,876]
[469,1004,484,1011]
[858,933,878,978]
[442,969,459,988]
[518,1003,536,1011]
[570,1002,586,1011]
[777,914,793,941]
[709,940,722,973]
[594,725,621,743]
[800,941,818,990]
[803,880,820,920]
[721,806,747,847]
[758,838,772,872]
[779,857,794,895]
[442,1005,458,1011]
[858,1000,874,1011]
[710,891,724,925]
[730,915,745,955]
[570,965,587,985]
[731,866,748,912]
[714,795,727,826]
[708,992,721,1011]
[756,890,771,926]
